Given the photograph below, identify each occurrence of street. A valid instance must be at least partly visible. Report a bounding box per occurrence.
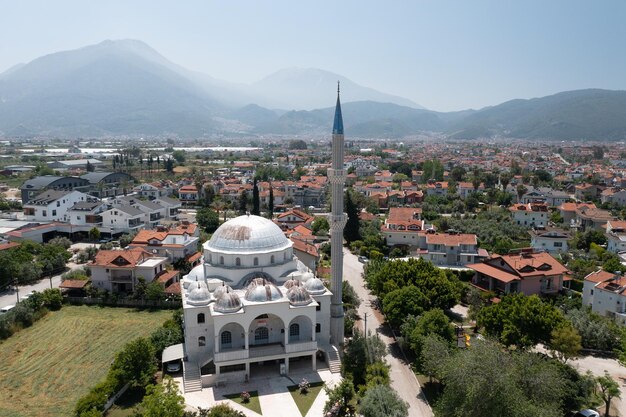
[343,248,434,417]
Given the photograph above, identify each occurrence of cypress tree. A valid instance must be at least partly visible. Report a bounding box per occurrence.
[252,179,260,215]
[268,185,274,219]
[344,189,361,243]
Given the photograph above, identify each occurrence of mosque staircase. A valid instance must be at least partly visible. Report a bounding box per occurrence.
[325,345,342,373]
[183,362,202,393]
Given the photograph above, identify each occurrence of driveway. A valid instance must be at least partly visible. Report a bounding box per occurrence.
[343,248,434,417]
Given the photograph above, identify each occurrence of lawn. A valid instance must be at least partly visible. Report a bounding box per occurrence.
[0,305,171,417]
[224,390,262,415]
[287,381,325,417]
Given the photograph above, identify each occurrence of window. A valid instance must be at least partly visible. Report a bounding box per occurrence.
[270,255,275,264]
[220,256,224,265]
[52,210,57,216]
[289,323,300,341]
[198,336,206,347]
[316,302,321,311]
[235,257,241,266]
[254,257,259,266]
[254,327,269,344]
[315,323,321,333]
[554,242,563,247]
[221,331,232,348]
[197,313,205,324]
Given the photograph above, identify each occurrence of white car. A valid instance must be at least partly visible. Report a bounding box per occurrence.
[573,410,600,417]
[166,361,181,373]
[0,304,15,314]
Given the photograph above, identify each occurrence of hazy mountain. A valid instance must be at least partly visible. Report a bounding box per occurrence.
[249,67,423,110]
[1,40,625,140]
[0,39,223,136]
[448,89,626,140]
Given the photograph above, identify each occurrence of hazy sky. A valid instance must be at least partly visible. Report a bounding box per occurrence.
[1,0,625,111]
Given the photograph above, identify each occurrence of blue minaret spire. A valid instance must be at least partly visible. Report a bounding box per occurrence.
[332,81,344,135]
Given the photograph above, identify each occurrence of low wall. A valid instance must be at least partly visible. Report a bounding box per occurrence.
[66,296,180,309]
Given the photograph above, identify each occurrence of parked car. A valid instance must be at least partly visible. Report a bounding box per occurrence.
[358,255,369,263]
[0,304,16,314]
[166,361,181,373]
[572,410,600,417]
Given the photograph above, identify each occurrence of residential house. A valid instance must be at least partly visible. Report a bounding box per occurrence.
[425,181,449,197]
[21,175,90,204]
[178,185,198,205]
[575,183,603,201]
[67,200,108,227]
[101,206,145,233]
[88,248,169,293]
[469,250,567,296]
[129,223,200,263]
[418,231,485,266]
[529,226,570,254]
[601,188,626,206]
[559,202,596,225]
[134,182,175,200]
[509,202,549,228]
[382,207,424,247]
[154,196,182,220]
[276,209,314,230]
[606,220,626,253]
[457,182,484,199]
[23,190,92,222]
[575,206,614,231]
[80,172,136,198]
[583,270,626,326]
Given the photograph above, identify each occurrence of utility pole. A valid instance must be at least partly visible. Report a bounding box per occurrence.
[14,277,19,303]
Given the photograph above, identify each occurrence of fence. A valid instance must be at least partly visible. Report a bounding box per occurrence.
[65,296,180,309]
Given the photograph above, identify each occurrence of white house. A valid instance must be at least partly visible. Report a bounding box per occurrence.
[583,270,626,326]
[129,223,200,263]
[509,202,549,228]
[382,207,425,247]
[67,200,108,227]
[101,206,145,233]
[88,248,169,293]
[23,190,92,222]
[180,215,333,388]
[529,227,570,254]
[606,220,626,254]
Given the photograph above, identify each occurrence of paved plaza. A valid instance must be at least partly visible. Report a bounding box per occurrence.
[177,367,342,417]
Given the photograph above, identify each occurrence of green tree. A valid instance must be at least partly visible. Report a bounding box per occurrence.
[323,375,357,417]
[139,376,185,417]
[252,179,260,215]
[342,330,387,387]
[549,325,582,363]
[268,185,274,218]
[436,340,566,417]
[172,150,186,163]
[146,281,165,301]
[111,337,157,388]
[420,334,452,383]
[359,384,408,417]
[477,293,566,348]
[312,216,330,235]
[344,189,361,243]
[89,227,101,242]
[597,372,621,417]
[400,309,455,365]
[383,285,428,328]
[196,208,220,233]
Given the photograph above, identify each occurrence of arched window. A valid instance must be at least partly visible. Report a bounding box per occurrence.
[270,255,275,264]
[220,256,224,265]
[198,336,206,347]
[253,257,259,266]
[197,313,205,324]
[254,327,269,344]
[221,331,232,349]
[235,257,241,266]
[289,323,300,342]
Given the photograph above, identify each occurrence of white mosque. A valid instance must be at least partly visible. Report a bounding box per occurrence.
[178,88,346,390]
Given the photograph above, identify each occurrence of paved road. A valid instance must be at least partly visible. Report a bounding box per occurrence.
[343,248,434,417]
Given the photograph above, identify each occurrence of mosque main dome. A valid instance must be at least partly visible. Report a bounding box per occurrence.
[205,214,291,254]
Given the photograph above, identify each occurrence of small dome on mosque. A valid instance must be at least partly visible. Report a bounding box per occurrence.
[213,283,233,299]
[304,277,326,295]
[245,278,283,302]
[287,286,312,306]
[187,281,210,306]
[214,290,243,313]
[284,278,302,289]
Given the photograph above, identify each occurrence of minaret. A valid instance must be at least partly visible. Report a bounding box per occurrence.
[329,82,346,346]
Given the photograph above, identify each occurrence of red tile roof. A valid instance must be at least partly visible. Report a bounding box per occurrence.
[59,279,89,289]
[91,248,154,268]
[584,270,617,283]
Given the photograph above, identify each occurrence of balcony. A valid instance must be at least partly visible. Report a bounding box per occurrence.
[249,343,285,358]
[215,348,249,363]
[285,340,317,354]
[110,275,133,283]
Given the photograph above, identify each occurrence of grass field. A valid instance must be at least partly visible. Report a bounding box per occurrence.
[224,390,262,415]
[288,382,324,417]
[0,305,171,417]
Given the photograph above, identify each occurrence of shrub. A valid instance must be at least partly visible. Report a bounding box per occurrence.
[299,378,310,394]
[42,288,63,310]
[240,391,251,403]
